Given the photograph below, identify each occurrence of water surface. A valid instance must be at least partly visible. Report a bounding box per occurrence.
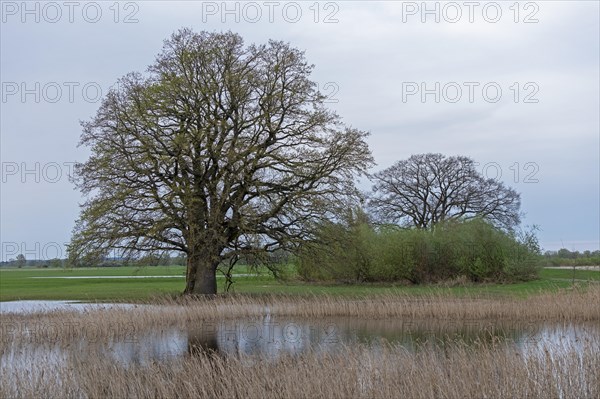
[2,315,597,369]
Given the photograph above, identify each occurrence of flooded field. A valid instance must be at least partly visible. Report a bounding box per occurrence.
[1,290,599,398]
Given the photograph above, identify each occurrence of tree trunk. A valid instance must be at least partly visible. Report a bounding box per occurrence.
[184,249,219,295]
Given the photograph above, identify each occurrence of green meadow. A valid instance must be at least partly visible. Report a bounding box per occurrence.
[0,266,598,302]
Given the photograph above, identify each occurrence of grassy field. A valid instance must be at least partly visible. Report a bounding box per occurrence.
[0,265,598,302]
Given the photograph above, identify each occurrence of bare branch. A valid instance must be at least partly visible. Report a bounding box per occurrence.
[369,153,521,231]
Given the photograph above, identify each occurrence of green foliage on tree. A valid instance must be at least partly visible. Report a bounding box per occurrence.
[68,29,373,295]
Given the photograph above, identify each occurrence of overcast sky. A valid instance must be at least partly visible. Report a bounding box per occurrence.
[1,1,598,261]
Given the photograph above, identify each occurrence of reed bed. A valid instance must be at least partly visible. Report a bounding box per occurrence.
[1,337,598,399]
[153,284,600,322]
[1,287,599,398]
[1,286,599,348]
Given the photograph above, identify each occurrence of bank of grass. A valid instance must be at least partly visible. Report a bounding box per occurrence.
[0,265,598,302]
[540,267,600,281]
[0,266,186,302]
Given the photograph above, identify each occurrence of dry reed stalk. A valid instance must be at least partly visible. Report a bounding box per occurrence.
[1,338,598,399]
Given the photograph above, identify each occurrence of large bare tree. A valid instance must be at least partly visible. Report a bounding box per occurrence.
[68,29,373,295]
[369,153,521,230]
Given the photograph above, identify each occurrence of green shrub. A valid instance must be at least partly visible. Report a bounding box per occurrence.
[296,218,540,284]
[296,219,376,283]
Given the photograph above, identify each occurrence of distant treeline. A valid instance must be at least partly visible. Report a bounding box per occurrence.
[0,251,291,269]
[0,255,186,268]
[541,249,600,266]
[0,259,68,269]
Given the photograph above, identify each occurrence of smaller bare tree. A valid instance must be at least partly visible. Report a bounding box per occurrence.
[369,153,521,231]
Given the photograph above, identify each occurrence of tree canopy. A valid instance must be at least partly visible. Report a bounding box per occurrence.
[68,29,373,295]
[369,153,521,230]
